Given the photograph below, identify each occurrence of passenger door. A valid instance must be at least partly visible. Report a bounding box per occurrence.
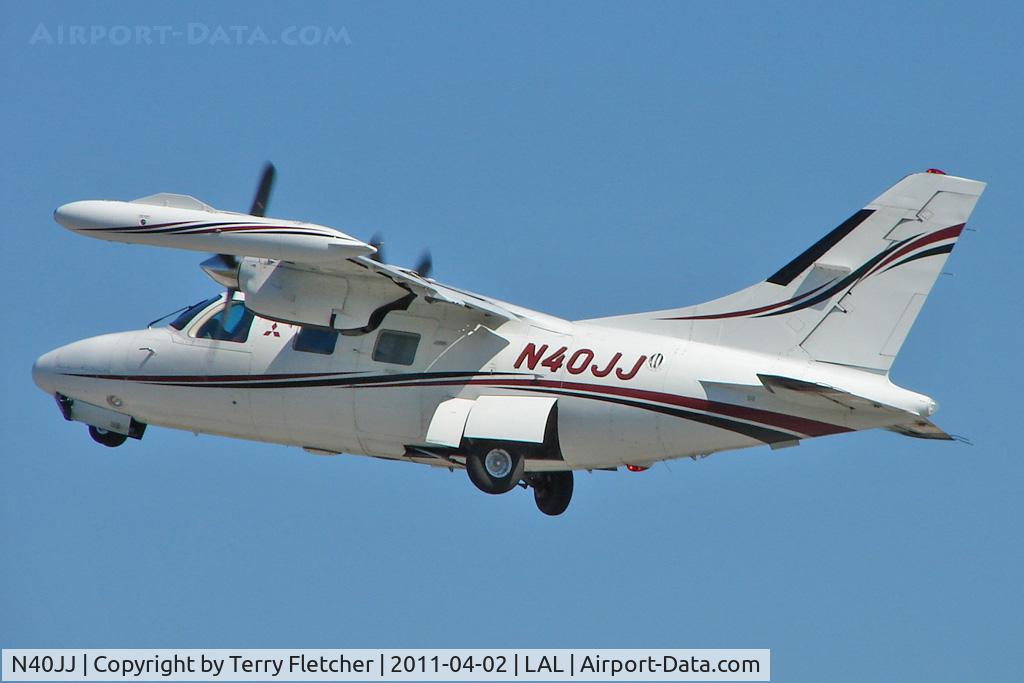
[354,314,439,453]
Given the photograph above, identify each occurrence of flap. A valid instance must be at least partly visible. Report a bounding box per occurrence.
[425,398,475,448]
[465,396,558,444]
[322,256,522,321]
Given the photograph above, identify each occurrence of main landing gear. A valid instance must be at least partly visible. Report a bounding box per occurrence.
[466,446,525,494]
[465,445,574,515]
[528,471,574,516]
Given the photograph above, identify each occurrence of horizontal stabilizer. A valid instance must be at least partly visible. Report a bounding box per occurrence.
[759,372,937,416]
[885,418,954,441]
[757,374,900,412]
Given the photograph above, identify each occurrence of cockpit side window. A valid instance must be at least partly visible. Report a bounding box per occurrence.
[169,296,219,331]
[194,304,256,343]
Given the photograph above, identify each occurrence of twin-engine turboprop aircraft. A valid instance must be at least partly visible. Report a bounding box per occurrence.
[33,166,985,515]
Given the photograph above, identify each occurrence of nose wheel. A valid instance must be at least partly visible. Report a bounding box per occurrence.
[88,425,127,448]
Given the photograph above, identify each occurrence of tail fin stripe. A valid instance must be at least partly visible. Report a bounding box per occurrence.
[758,237,912,317]
[867,224,964,276]
[671,233,921,322]
[766,209,875,286]
[663,277,838,321]
[880,243,955,274]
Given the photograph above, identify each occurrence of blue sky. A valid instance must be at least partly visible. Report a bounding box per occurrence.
[2,1,1021,680]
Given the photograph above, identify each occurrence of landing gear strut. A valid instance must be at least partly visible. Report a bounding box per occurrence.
[464,443,574,515]
[529,471,574,516]
[88,425,127,448]
[466,446,525,494]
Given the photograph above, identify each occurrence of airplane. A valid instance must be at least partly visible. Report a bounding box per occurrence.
[32,166,985,515]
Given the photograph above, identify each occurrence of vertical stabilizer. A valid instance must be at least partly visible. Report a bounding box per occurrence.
[586,171,985,373]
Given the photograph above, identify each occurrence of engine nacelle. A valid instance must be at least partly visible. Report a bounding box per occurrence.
[239,259,409,331]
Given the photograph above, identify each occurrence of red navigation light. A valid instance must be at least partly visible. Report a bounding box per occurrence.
[626,464,648,472]
[926,168,946,175]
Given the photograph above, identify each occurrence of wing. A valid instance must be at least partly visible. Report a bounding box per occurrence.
[53,189,541,332]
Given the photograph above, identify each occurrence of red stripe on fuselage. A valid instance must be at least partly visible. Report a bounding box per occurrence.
[62,369,849,438]
[358,376,850,437]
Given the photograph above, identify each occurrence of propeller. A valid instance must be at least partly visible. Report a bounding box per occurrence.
[368,233,385,263]
[414,250,432,279]
[199,163,433,337]
[215,162,276,335]
[249,162,276,217]
[369,233,432,278]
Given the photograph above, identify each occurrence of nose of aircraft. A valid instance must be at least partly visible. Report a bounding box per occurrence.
[32,333,130,399]
[32,348,60,394]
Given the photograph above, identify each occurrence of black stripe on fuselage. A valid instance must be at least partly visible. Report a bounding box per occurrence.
[63,369,521,390]
[518,386,801,444]
[61,370,821,443]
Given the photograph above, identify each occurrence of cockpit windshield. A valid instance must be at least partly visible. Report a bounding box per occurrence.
[194,303,255,343]
[169,296,220,331]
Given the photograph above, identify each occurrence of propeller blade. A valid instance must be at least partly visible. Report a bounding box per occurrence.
[218,288,236,338]
[249,162,276,217]
[414,250,432,278]
[210,160,272,336]
[369,233,385,263]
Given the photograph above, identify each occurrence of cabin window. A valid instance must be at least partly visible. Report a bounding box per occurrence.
[294,326,339,355]
[194,303,255,343]
[372,330,420,365]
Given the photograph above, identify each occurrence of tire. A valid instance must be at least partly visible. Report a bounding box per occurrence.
[89,425,127,448]
[532,471,574,516]
[466,446,525,494]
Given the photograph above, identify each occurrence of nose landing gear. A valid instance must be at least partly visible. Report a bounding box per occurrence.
[88,425,128,448]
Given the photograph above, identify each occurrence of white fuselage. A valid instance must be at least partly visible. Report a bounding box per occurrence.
[32,294,933,471]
